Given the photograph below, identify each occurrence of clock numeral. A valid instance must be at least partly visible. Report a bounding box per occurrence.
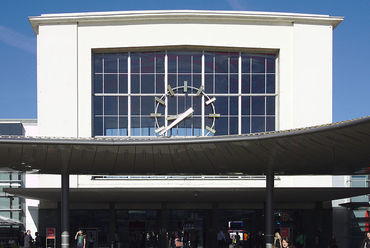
[155,126,165,134]
[208,113,220,118]
[167,115,178,121]
[184,81,188,93]
[196,86,204,96]
[206,126,216,134]
[206,97,216,105]
[150,113,162,118]
[167,85,175,96]
[155,97,165,105]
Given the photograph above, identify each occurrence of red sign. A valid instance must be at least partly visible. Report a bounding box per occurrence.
[46,227,56,239]
[280,227,290,239]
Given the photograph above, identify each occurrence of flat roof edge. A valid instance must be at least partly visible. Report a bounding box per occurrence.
[29,10,343,35]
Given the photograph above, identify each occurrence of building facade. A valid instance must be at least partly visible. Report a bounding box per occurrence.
[4,10,368,248]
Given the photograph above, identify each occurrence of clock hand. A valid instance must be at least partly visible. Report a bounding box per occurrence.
[159,107,194,135]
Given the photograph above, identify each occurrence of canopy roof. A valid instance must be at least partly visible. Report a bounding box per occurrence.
[5,187,370,204]
[0,117,369,175]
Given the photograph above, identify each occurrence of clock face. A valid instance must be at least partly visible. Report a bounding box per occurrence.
[151,81,219,136]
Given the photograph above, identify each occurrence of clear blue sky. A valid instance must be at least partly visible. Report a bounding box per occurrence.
[0,0,369,122]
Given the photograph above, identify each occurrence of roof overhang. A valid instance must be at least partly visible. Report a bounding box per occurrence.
[29,10,343,35]
[4,187,369,204]
[0,117,369,175]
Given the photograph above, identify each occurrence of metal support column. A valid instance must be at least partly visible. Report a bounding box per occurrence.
[265,168,274,248]
[61,173,69,248]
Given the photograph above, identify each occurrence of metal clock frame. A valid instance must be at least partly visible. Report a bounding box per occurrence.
[152,84,218,136]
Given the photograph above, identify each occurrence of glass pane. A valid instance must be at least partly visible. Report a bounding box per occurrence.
[141,117,155,136]
[131,55,140,73]
[168,74,177,89]
[119,96,128,115]
[131,96,140,115]
[94,54,103,73]
[252,96,265,116]
[167,53,177,73]
[266,74,275,93]
[230,56,238,74]
[230,117,238,134]
[241,96,250,115]
[205,53,214,73]
[131,117,140,136]
[118,54,128,73]
[131,74,140,93]
[140,53,155,73]
[229,97,238,115]
[168,96,177,115]
[0,198,10,208]
[119,74,128,93]
[156,74,165,94]
[119,117,128,136]
[104,74,118,93]
[178,54,192,73]
[241,74,250,93]
[242,117,250,134]
[266,96,275,115]
[242,55,250,73]
[252,74,265,94]
[193,55,202,73]
[252,56,265,73]
[178,96,185,113]
[193,117,201,136]
[205,74,214,93]
[266,56,275,73]
[141,74,155,93]
[156,54,165,73]
[252,117,265,133]
[94,117,103,136]
[214,117,228,135]
[214,96,228,115]
[94,96,103,115]
[141,96,154,116]
[215,75,228,93]
[104,54,118,73]
[230,74,238,93]
[215,53,228,73]
[193,74,201,89]
[193,96,202,115]
[104,96,118,115]
[104,117,118,136]
[94,74,103,93]
[266,117,275,131]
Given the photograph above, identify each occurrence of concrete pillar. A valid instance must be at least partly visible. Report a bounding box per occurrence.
[61,173,69,248]
[265,168,274,248]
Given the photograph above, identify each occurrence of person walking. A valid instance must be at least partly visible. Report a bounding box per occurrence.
[24,230,33,248]
[361,232,370,248]
[217,229,226,248]
[75,230,86,248]
[35,232,42,248]
[273,232,282,248]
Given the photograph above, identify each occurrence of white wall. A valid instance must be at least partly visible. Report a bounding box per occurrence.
[292,23,333,127]
[36,20,334,137]
[37,24,78,137]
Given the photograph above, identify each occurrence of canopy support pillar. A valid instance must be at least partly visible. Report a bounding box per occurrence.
[265,167,274,248]
[61,173,69,248]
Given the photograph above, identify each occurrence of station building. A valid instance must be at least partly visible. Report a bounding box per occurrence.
[0,10,370,248]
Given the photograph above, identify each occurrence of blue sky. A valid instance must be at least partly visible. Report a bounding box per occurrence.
[0,0,369,122]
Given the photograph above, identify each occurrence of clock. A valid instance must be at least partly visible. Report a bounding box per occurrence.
[151,81,220,136]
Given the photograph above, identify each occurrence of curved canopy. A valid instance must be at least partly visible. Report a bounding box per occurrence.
[0,117,369,175]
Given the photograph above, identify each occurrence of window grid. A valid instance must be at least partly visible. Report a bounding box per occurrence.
[93,52,276,137]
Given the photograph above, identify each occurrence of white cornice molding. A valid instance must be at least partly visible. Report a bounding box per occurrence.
[29,10,343,35]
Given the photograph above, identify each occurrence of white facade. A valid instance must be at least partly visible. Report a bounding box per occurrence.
[24,10,344,234]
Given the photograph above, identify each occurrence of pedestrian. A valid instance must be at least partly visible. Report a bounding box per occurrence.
[35,232,42,248]
[24,230,33,248]
[217,229,226,248]
[282,238,289,248]
[273,232,282,248]
[75,230,86,248]
[233,232,240,248]
[361,232,370,248]
[175,232,183,248]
